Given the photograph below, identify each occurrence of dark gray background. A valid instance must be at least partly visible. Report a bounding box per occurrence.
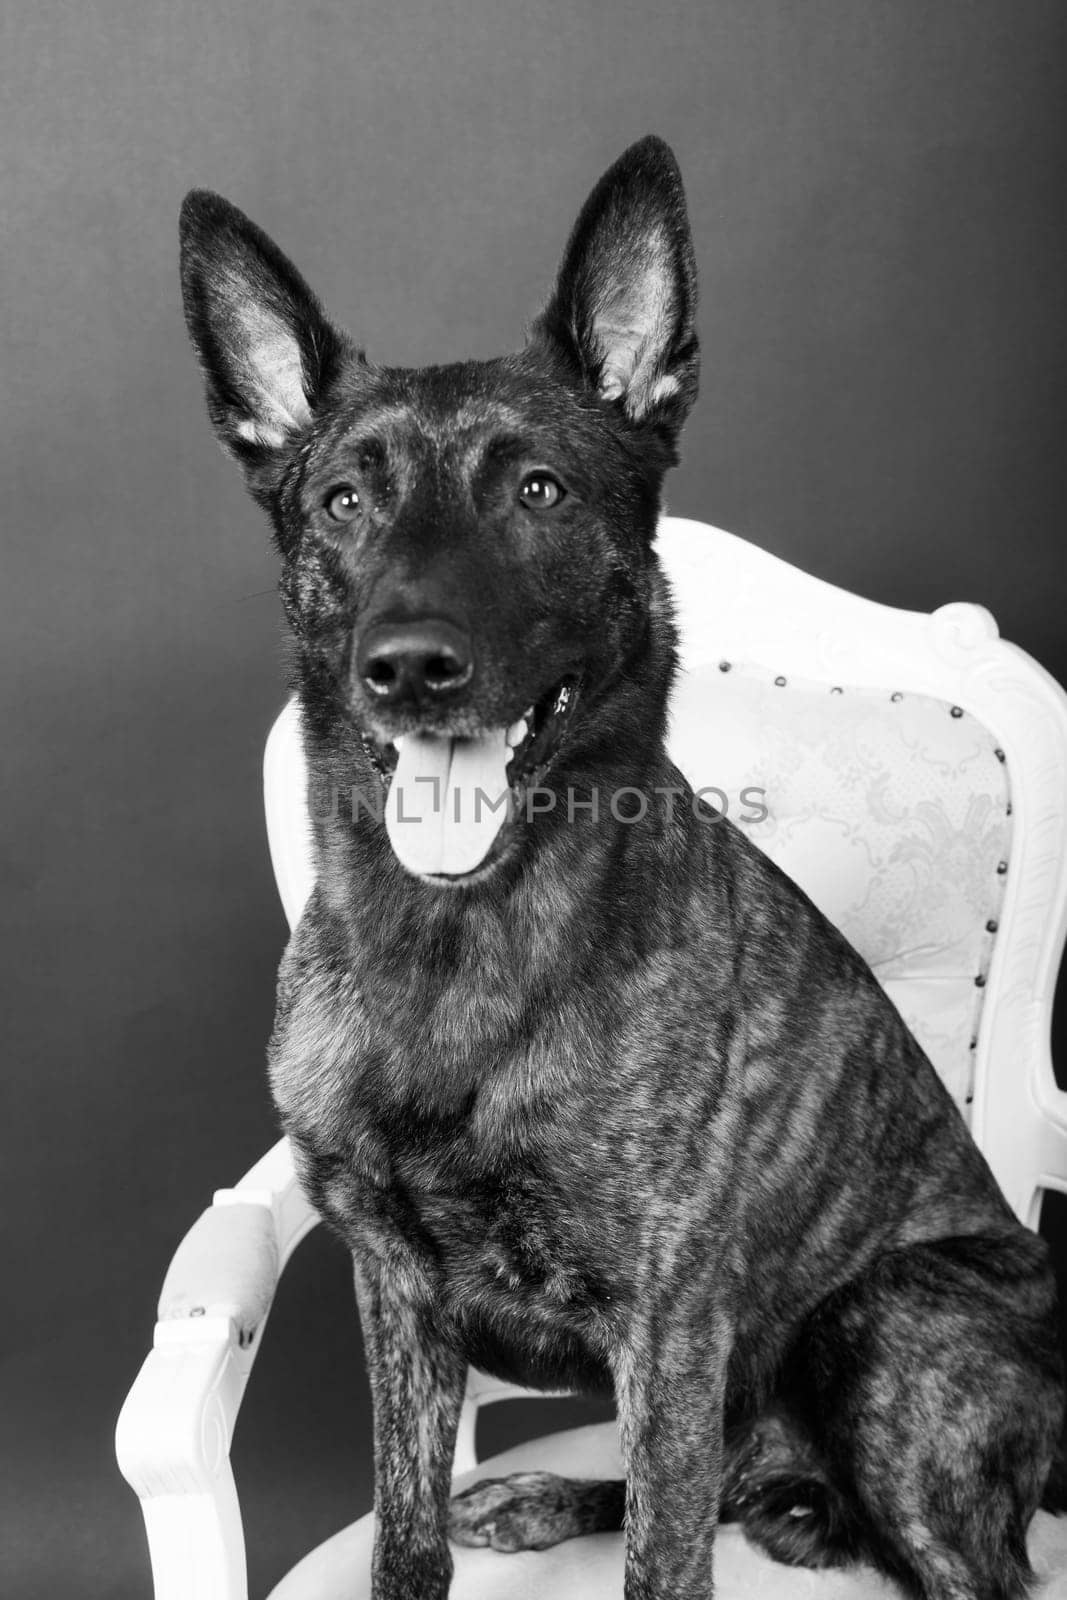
[3,3,1065,1596]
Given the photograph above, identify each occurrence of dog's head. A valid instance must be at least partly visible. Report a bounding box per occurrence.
[181,137,698,887]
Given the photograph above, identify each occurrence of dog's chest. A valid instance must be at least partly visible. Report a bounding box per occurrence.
[273,912,625,1380]
[326,1119,618,1391]
[326,1105,596,1299]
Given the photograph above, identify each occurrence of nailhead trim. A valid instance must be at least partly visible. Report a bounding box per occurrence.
[970,836,1010,1108]
[703,664,1008,1113]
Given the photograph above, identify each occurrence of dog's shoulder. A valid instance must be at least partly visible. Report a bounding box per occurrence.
[267,886,373,1139]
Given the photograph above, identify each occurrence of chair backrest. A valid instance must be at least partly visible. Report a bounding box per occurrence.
[264,515,1067,1230]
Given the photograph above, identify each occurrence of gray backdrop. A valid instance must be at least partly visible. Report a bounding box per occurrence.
[2,2,1065,1596]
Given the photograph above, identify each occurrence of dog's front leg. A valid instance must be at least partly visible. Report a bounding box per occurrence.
[614,1306,730,1600]
[353,1250,467,1600]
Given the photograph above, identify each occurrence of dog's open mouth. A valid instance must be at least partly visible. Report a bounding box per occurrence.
[369,677,580,882]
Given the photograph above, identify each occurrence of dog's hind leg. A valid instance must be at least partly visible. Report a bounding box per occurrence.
[447,1407,854,1563]
[783,1231,1064,1600]
[719,1400,872,1570]
[449,1471,625,1552]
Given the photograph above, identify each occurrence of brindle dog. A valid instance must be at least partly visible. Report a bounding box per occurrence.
[180,137,1064,1599]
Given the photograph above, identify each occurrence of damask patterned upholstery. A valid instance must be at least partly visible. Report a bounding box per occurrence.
[668,662,1012,1116]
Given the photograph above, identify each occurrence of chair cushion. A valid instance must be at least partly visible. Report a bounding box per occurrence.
[667,664,1011,1113]
[266,1421,1067,1599]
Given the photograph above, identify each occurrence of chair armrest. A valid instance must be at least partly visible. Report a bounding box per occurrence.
[156,1202,279,1342]
[115,1137,320,1600]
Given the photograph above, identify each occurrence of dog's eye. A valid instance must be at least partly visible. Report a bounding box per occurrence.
[324,486,361,522]
[518,473,565,511]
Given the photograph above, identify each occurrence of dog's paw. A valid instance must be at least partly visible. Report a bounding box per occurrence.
[448,1471,624,1553]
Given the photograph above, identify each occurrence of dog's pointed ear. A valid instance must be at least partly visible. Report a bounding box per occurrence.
[180,190,350,460]
[531,136,699,427]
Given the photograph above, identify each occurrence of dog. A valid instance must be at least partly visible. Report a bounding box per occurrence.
[180,137,1065,1599]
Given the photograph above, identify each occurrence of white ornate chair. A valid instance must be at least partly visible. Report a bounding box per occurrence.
[116,516,1067,1598]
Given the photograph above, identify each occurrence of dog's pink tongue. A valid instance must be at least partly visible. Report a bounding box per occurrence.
[385,730,512,878]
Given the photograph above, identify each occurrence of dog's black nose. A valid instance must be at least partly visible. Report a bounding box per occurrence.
[356,617,474,705]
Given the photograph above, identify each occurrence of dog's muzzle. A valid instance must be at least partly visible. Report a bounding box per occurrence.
[361,674,583,886]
